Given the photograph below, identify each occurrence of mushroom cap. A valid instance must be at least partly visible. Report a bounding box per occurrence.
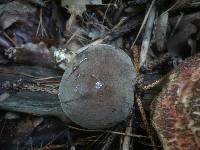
[152,53,200,149]
[59,44,136,129]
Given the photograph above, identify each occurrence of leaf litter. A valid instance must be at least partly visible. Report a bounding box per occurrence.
[0,0,199,150]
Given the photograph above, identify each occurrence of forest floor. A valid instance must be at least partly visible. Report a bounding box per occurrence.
[0,0,200,150]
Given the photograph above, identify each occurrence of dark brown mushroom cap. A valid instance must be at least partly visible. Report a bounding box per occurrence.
[152,53,200,150]
[58,44,136,129]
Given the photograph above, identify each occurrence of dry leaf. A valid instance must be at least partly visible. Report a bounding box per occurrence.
[61,0,102,15]
[155,13,168,52]
[0,1,36,29]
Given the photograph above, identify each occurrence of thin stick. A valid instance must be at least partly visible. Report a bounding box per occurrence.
[122,119,132,150]
[67,125,149,139]
[36,8,42,36]
[86,133,105,150]
[101,133,117,150]
[102,0,112,24]
[170,12,184,37]
[131,0,157,49]
[36,8,48,37]
[161,1,179,15]
[34,76,62,81]
[139,73,168,90]
[34,144,66,150]
[66,29,79,44]
[136,96,157,150]
[3,32,16,46]
[161,0,188,15]
[191,2,200,6]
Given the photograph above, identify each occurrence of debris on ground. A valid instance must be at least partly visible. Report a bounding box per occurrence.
[0,0,199,149]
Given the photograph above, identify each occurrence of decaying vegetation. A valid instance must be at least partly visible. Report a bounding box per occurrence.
[0,0,200,149]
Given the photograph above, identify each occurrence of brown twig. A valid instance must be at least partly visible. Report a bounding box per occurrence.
[135,95,157,150]
[68,125,149,139]
[36,8,48,37]
[34,144,66,150]
[3,32,16,46]
[131,0,157,49]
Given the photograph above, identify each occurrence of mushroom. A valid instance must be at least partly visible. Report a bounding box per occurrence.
[152,53,200,149]
[0,44,136,129]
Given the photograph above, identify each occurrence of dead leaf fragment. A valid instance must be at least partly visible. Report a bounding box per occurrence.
[13,117,43,144]
[155,13,168,52]
[4,42,56,68]
[167,12,200,59]
[0,1,36,29]
[61,0,102,15]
